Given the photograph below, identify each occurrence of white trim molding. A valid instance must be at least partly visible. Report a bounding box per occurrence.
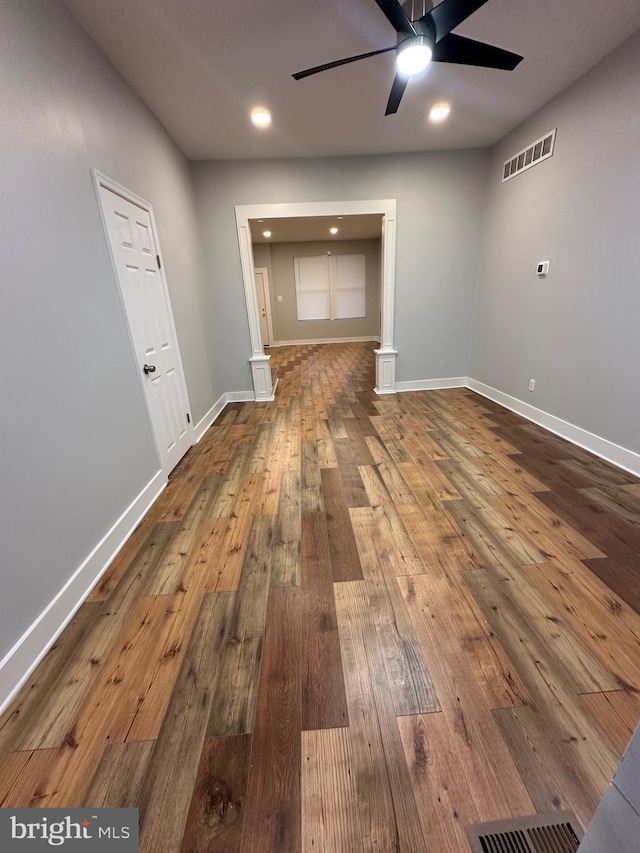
[0,470,166,715]
[194,390,257,441]
[272,336,380,347]
[374,348,399,394]
[467,378,640,478]
[235,199,397,396]
[395,377,467,392]
[250,355,275,401]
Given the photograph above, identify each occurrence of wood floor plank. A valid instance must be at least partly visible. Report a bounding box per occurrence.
[398,575,535,820]
[14,521,179,751]
[272,471,301,587]
[302,727,363,853]
[314,418,338,469]
[465,561,619,696]
[207,516,274,737]
[240,586,302,853]
[493,704,606,827]
[3,342,639,851]
[581,691,640,755]
[363,435,417,505]
[0,602,101,754]
[180,734,251,853]
[350,507,439,716]
[397,503,480,573]
[146,477,222,594]
[523,557,640,691]
[398,713,478,853]
[300,513,348,731]
[490,492,605,561]
[464,569,620,800]
[83,740,155,807]
[138,591,235,853]
[321,467,363,583]
[301,439,324,513]
[343,418,376,466]
[0,748,63,807]
[334,580,429,853]
[445,497,545,571]
[87,513,169,601]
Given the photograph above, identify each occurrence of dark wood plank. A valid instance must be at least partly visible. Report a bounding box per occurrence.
[240,586,302,853]
[321,467,364,582]
[180,735,251,853]
[300,513,348,731]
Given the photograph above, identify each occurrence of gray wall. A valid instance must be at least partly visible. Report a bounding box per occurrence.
[579,724,640,852]
[471,29,640,455]
[256,239,381,343]
[192,148,489,391]
[0,0,215,661]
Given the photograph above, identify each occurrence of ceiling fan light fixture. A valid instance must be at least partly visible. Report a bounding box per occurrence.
[429,103,451,122]
[250,108,272,128]
[396,36,432,77]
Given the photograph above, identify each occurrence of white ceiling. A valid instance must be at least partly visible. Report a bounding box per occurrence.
[63,0,640,160]
[251,214,383,243]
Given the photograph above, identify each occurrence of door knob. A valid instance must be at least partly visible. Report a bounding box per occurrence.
[143,364,156,375]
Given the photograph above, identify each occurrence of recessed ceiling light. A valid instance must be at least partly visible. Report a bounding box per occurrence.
[396,36,432,76]
[337,216,344,220]
[429,104,451,122]
[262,230,272,238]
[251,108,271,128]
[329,227,338,235]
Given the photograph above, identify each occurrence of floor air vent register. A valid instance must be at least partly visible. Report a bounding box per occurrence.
[467,811,583,853]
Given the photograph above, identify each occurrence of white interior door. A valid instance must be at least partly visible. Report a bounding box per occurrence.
[97,181,192,475]
[254,267,273,346]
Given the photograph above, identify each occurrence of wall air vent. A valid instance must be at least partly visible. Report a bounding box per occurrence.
[502,129,556,182]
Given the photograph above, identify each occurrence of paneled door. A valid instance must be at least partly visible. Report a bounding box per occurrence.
[254,267,273,346]
[97,177,193,475]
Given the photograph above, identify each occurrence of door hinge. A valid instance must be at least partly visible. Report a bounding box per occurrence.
[156,254,162,269]
[186,413,191,424]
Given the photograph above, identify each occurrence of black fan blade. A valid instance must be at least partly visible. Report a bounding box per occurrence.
[374,0,417,34]
[422,0,489,42]
[385,73,409,115]
[433,33,523,70]
[292,45,396,80]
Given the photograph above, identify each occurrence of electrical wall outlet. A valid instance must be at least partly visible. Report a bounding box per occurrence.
[529,379,536,391]
[277,296,283,302]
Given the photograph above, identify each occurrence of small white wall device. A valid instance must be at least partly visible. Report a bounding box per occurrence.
[537,261,550,276]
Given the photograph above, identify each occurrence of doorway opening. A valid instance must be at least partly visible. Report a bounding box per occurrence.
[235,200,398,400]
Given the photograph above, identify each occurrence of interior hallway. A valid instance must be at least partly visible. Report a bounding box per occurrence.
[1,340,640,851]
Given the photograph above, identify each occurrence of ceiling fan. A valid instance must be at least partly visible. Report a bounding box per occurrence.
[292,0,523,115]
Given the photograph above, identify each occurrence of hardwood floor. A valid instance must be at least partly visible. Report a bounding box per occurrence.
[2,340,640,851]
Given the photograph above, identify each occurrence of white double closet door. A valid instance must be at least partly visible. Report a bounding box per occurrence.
[97,177,192,475]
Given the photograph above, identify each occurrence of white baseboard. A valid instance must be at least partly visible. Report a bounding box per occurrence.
[0,470,166,715]
[467,378,640,478]
[270,336,380,347]
[226,390,255,403]
[395,377,467,392]
[194,391,256,441]
[194,394,228,441]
